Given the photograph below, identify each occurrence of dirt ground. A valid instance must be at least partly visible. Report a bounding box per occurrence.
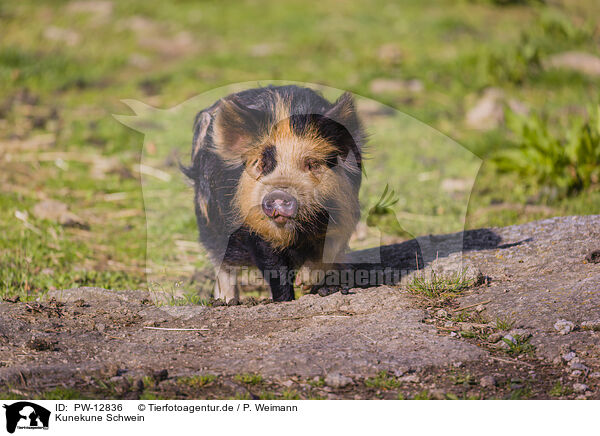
[1,215,599,400]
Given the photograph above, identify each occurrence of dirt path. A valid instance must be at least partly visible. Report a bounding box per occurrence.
[1,216,599,399]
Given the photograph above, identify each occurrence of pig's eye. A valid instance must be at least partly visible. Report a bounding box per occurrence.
[304,158,320,172]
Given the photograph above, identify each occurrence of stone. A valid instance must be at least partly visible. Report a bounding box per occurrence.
[399,374,420,383]
[572,383,588,393]
[324,373,352,389]
[480,375,496,388]
[509,329,531,340]
[488,333,503,343]
[562,351,577,362]
[554,319,575,335]
[569,362,588,372]
[369,78,423,94]
[32,200,89,229]
[436,309,448,318]
[544,51,600,77]
[465,88,528,130]
[580,319,600,331]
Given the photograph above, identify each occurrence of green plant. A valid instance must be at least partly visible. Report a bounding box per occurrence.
[365,371,401,390]
[503,335,535,356]
[549,381,572,397]
[234,373,263,385]
[494,316,515,331]
[177,374,216,389]
[495,106,600,196]
[406,268,479,301]
[484,34,542,84]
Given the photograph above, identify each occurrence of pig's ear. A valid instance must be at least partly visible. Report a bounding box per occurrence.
[324,92,360,136]
[213,97,267,164]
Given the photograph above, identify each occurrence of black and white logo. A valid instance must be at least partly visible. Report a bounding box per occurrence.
[3,402,50,433]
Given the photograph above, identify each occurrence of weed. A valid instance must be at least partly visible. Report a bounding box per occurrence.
[413,390,432,400]
[234,373,263,386]
[495,106,600,197]
[503,335,535,356]
[281,389,301,400]
[549,381,572,397]
[364,371,400,390]
[406,269,479,301]
[494,317,515,331]
[307,377,324,388]
[177,374,217,389]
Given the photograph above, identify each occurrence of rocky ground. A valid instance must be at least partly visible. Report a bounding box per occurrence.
[0,215,599,400]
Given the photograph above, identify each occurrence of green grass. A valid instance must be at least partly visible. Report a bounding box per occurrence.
[549,381,572,397]
[364,371,401,390]
[406,269,479,301]
[0,0,599,300]
[495,316,515,331]
[177,374,217,389]
[503,335,535,356]
[234,373,263,386]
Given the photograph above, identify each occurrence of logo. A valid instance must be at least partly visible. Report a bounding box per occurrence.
[2,402,50,433]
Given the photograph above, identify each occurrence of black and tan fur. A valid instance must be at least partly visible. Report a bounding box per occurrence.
[182,85,365,301]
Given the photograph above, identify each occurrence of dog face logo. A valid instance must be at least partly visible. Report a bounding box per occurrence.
[3,402,50,433]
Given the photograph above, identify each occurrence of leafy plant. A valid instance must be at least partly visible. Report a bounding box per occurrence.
[483,34,542,84]
[494,106,600,197]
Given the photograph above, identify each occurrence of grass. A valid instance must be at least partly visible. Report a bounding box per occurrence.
[0,0,599,300]
[502,335,535,356]
[234,373,263,386]
[177,374,217,389]
[549,381,572,398]
[406,268,479,301]
[364,371,401,390]
[495,316,515,331]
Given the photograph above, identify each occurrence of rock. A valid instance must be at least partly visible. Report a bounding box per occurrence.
[544,51,600,77]
[509,329,531,340]
[569,370,582,378]
[465,88,503,130]
[488,332,503,343]
[377,43,403,65]
[324,373,352,389]
[495,339,511,350]
[480,375,496,388]
[475,305,485,313]
[32,200,89,229]
[580,319,600,331]
[503,334,517,345]
[399,374,420,383]
[281,380,294,388]
[44,26,80,46]
[441,178,471,193]
[572,383,588,393]
[562,351,577,362]
[436,309,448,318]
[554,319,575,335]
[152,369,168,382]
[369,78,423,94]
[465,88,528,130]
[569,361,588,372]
[67,1,113,18]
[589,372,600,379]
[585,250,600,264]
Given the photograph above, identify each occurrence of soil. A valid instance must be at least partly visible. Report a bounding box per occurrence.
[1,215,599,400]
